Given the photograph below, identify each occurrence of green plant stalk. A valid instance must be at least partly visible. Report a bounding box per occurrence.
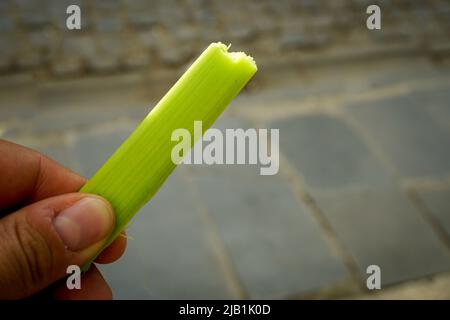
[80,42,257,269]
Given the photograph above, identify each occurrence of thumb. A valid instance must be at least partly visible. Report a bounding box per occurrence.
[0,193,115,299]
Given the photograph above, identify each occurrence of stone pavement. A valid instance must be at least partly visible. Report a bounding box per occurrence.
[0,0,449,76]
[0,0,450,299]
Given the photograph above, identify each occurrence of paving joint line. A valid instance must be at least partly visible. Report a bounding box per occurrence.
[182,167,249,299]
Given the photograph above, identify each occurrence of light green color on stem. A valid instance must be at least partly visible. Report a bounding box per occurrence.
[79,42,257,269]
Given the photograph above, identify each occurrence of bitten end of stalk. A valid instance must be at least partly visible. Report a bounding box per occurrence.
[212,42,258,71]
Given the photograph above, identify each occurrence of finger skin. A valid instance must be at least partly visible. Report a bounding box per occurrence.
[0,139,85,213]
[95,232,127,264]
[0,193,113,299]
[52,264,113,300]
[0,139,127,263]
[0,140,126,264]
[0,139,127,299]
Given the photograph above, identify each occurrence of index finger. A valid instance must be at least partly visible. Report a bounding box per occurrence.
[0,139,86,212]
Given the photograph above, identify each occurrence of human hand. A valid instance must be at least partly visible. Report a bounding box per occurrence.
[0,140,126,299]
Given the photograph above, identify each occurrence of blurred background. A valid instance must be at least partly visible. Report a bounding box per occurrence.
[1,0,450,299]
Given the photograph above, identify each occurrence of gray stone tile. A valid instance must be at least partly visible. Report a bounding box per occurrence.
[0,79,38,121]
[362,60,443,89]
[92,0,121,12]
[0,16,15,32]
[0,139,75,171]
[123,50,151,70]
[191,165,347,298]
[0,34,16,71]
[72,127,133,178]
[315,188,450,285]
[419,87,450,129]
[59,35,96,62]
[416,188,450,236]
[349,96,450,178]
[100,169,235,299]
[271,115,390,191]
[32,143,75,170]
[0,105,38,123]
[38,74,151,110]
[49,0,85,29]
[74,126,234,298]
[183,116,266,176]
[280,32,332,50]
[127,10,158,29]
[31,108,111,135]
[97,242,156,299]
[29,105,145,135]
[242,80,347,106]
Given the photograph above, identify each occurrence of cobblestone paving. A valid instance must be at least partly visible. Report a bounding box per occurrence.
[0,0,449,76]
[0,0,450,299]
